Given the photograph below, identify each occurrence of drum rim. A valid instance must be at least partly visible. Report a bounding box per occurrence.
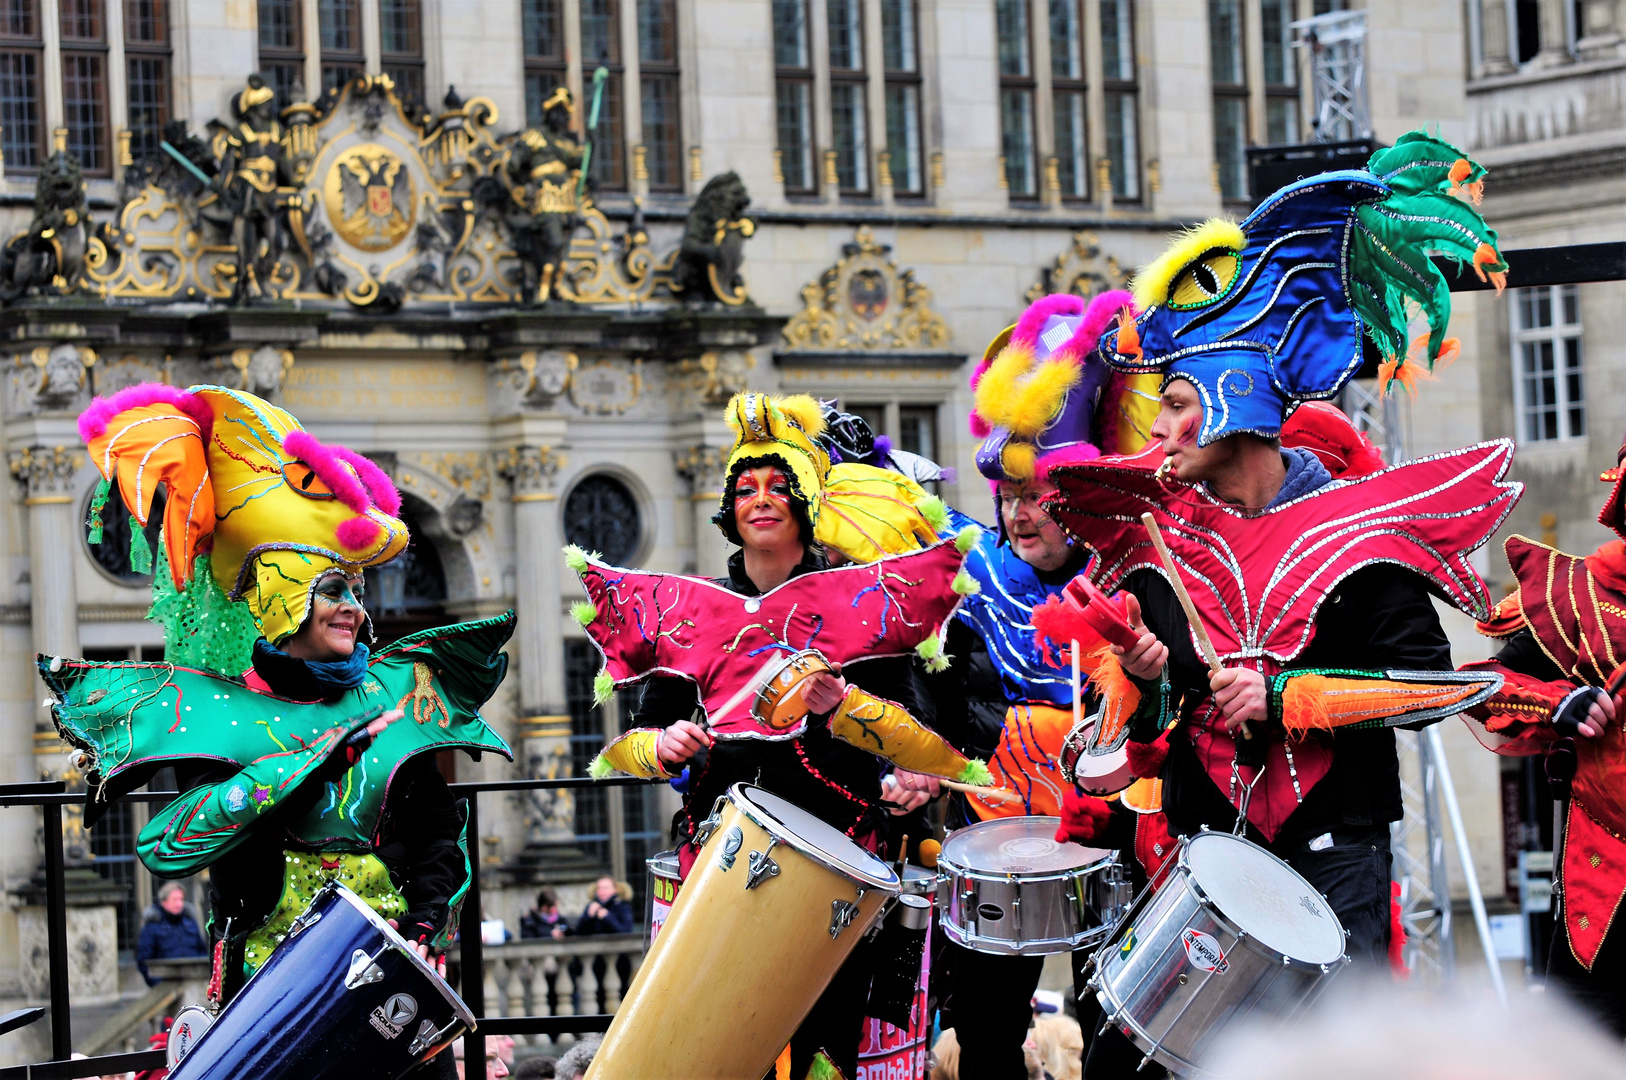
[939,919,1103,955]
[317,881,479,1029]
[1091,985,1202,1075]
[1178,830,1347,967]
[730,783,901,891]
[938,815,1109,876]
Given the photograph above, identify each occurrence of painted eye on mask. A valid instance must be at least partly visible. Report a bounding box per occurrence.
[1166,249,1241,309]
[282,461,336,499]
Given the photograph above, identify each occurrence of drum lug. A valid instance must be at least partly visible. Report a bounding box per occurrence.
[407,1017,460,1058]
[693,797,728,848]
[287,908,323,938]
[829,899,861,939]
[744,838,781,890]
[344,946,389,990]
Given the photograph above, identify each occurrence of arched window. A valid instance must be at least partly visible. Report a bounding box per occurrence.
[83,483,165,585]
[564,473,641,566]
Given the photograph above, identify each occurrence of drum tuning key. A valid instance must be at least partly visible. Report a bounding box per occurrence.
[744,838,781,890]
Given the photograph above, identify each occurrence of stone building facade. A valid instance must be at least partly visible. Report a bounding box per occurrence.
[0,0,1615,1028]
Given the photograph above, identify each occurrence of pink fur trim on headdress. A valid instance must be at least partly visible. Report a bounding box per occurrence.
[335,515,384,550]
[1033,442,1103,481]
[1009,294,1085,349]
[78,384,214,446]
[1010,290,1136,368]
[329,445,402,517]
[282,430,373,515]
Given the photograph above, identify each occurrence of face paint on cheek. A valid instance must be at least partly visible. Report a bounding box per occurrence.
[1177,414,1200,447]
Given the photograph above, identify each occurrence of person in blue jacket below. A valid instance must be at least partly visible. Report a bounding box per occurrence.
[569,876,635,1011]
[135,883,208,986]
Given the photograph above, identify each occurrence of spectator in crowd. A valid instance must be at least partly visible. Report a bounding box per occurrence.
[553,1035,601,1080]
[519,889,568,940]
[568,878,635,1011]
[135,884,207,986]
[452,1037,510,1079]
[511,1058,556,1079]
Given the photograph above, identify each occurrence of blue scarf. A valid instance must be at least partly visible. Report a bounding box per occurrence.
[1266,446,1334,507]
[251,638,371,701]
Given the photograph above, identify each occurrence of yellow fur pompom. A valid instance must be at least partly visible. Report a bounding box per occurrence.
[1001,440,1038,481]
[774,394,827,439]
[1132,219,1248,312]
[974,348,1081,439]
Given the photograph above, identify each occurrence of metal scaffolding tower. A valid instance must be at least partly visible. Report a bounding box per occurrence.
[1293,9,1372,142]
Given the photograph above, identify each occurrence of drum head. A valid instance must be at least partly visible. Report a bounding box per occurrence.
[735,785,899,890]
[941,817,1105,873]
[1184,832,1346,964]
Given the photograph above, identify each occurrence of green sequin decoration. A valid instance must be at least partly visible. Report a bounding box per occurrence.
[128,515,152,575]
[242,851,408,976]
[147,543,260,676]
[86,478,110,544]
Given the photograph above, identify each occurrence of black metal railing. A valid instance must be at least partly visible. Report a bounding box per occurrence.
[0,775,661,1080]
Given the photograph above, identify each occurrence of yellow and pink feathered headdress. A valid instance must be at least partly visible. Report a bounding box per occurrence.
[79,383,408,645]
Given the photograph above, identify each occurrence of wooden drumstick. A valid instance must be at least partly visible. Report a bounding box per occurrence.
[1139,512,1252,740]
[939,778,1024,805]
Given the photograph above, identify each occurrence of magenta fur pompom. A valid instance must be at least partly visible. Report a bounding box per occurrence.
[78,384,214,446]
[335,514,383,551]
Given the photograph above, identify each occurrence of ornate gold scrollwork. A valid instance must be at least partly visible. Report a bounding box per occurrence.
[781,226,951,352]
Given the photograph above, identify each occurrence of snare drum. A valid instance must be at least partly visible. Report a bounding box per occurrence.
[1088,829,1349,1075]
[588,784,899,1080]
[167,882,476,1080]
[751,649,836,732]
[938,816,1123,955]
[1059,715,1136,797]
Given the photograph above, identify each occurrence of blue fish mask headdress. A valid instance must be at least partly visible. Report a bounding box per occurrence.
[1096,131,1508,445]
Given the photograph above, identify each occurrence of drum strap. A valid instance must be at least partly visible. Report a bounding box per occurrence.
[1228,761,1265,836]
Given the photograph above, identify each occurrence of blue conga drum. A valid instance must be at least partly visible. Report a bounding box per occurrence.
[168,881,476,1080]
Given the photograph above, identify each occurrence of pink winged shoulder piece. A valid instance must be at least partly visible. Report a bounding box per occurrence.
[565,529,978,740]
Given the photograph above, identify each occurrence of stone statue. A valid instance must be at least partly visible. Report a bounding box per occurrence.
[671,171,755,305]
[0,150,98,302]
[214,75,297,303]
[504,87,585,304]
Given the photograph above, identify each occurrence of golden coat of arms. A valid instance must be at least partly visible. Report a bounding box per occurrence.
[323,144,415,251]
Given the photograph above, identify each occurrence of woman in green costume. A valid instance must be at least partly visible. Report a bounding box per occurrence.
[46,382,513,1004]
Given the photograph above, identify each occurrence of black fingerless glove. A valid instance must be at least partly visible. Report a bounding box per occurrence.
[1552,685,1607,739]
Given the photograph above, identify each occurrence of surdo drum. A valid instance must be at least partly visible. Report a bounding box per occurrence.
[1087,829,1350,1075]
[938,816,1129,955]
[166,881,476,1080]
[587,784,899,1080]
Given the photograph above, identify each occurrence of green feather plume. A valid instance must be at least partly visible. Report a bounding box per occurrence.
[589,754,615,780]
[571,600,598,627]
[592,669,615,705]
[957,759,994,787]
[918,495,950,535]
[951,569,980,596]
[807,1052,843,1080]
[562,545,589,574]
[955,524,982,554]
[915,632,951,673]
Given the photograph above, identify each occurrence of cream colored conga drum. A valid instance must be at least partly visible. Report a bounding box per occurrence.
[587,783,899,1080]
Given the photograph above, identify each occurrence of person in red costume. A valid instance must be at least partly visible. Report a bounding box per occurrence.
[1460,433,1626,1034]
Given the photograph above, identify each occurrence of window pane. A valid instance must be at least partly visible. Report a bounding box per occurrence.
[1050,0,1082,80]
[62,52,106,171]
[580,0,620,64]
[773,0,808,68]
[637,0,676,65]
[881,0,915,72]
[641,73,680,190]
[586,71,624,189]
[1209,0,1244,85]
[384,62,422,102]
[127,55,168,156]
[524,69,564,126]
[1101,0,1134,81]
[885,82,921,194]
[1212,95,1246,199]
[1262,0,1293,85]
[899,407,937,460]
[776,79,815,191]
[1000,87,1036,196]
[266,63,302,109]
[125,0,166,44]
[59,0,102,41]
[322,63,360,91]
[997,0,1030,77]
[258,0,299,49]
[831,81,868,191]
[1560,283,1579,326]
[828,0,863,71]
[1053,89,1086,197]
[380,0,418,55]
[523,0,562,60]
[1564,338,1585,438]
[1106,90,1138,198]
[0,51,41,167]
[1266,96,1297,144]
[0,0,37,38]
[318,0,359,51]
